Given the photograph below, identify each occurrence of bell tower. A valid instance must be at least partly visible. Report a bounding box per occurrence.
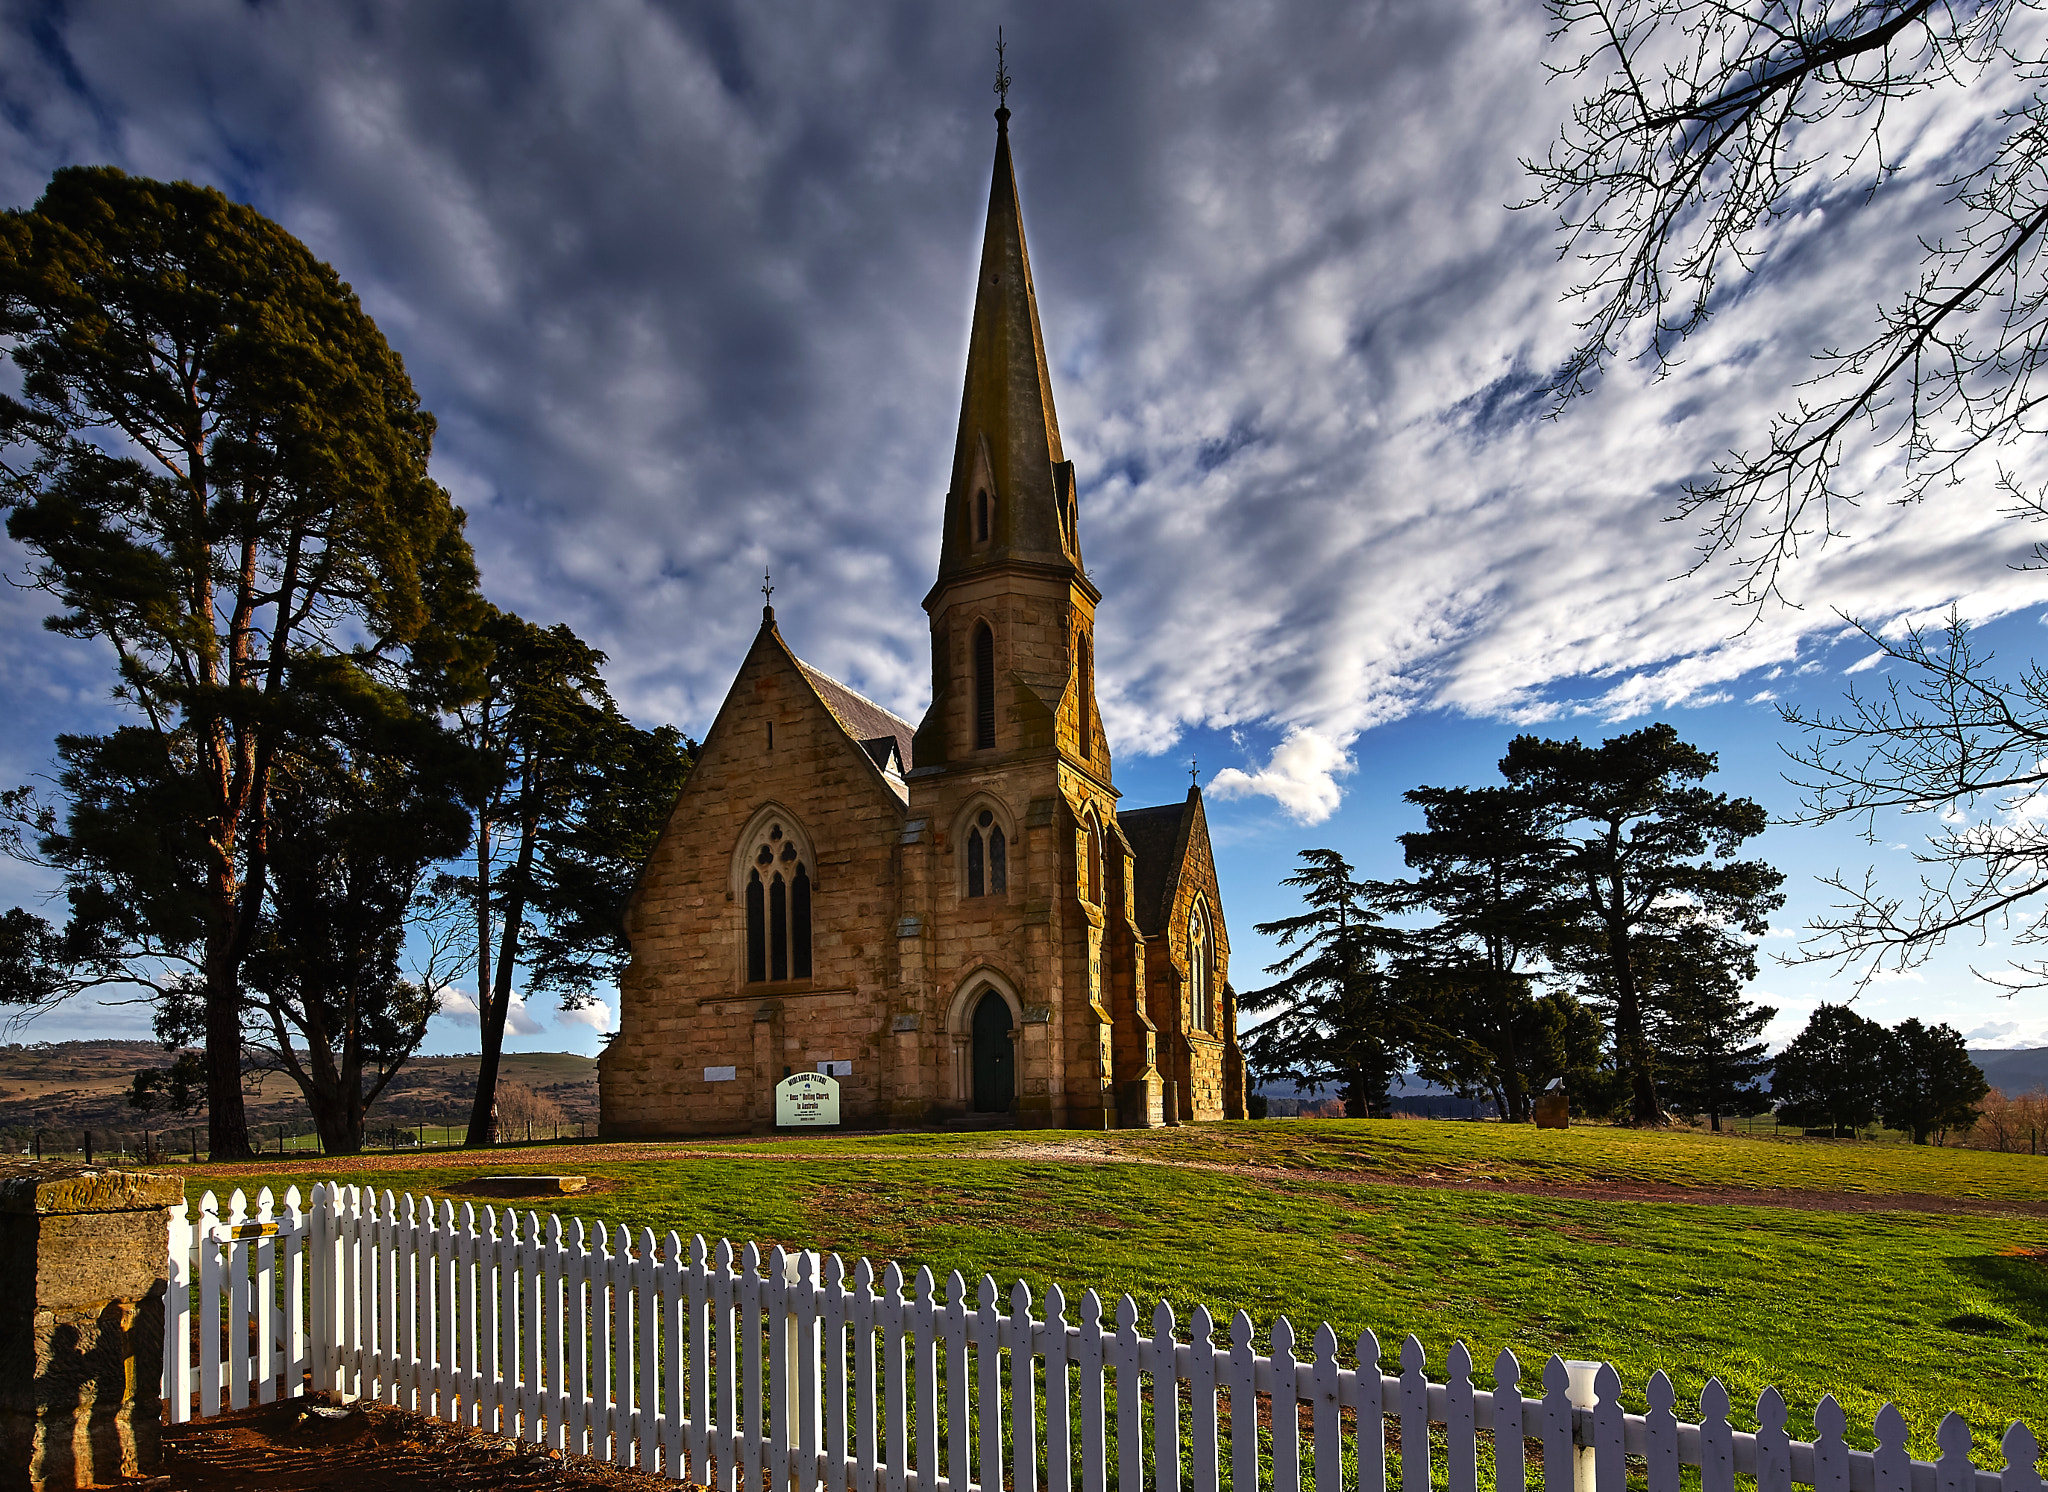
[911,104,1107,782]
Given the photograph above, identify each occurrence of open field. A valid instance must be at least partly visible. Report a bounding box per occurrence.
[0,1041,598,1144]
[178,1120,2048,1463]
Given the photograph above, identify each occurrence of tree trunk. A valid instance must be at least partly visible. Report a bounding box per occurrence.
[202,940,253,1160]
[1606,923,1665,1126]
[466,814,497,1147]
[303,1080,364,1154]
[466,757,541,1147]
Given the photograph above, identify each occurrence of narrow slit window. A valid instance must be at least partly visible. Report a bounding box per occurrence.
[1087,820,1103,904]
[967,828,985,898]
[973,622,996,750]
[1077,634,1092,747]
[989,823,1007,893]
[976,489,990,543]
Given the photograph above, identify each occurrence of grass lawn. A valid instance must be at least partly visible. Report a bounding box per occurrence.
[179,1121,2048,1464]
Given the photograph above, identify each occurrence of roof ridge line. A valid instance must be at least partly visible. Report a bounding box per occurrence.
[795,658,915,731]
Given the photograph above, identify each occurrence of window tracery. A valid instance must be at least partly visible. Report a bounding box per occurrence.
[966,807,1008,898]
[1188,901,1215,1033]
[741,817,812,983]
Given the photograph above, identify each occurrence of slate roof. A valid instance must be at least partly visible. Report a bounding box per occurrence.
[1119,793,1196,937]
[797,660,915,790]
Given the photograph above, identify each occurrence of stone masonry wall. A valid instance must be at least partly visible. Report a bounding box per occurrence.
[601,621,908,1136]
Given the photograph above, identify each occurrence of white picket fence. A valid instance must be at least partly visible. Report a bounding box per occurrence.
[166,1185,2044,1492]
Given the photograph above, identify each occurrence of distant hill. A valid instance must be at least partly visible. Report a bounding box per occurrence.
[0,1040,597,1141]
[1969,1047,2048,1095]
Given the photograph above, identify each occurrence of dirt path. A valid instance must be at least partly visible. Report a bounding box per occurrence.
[179,1135,2048,1220]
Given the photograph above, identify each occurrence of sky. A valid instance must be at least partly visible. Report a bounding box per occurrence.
[2,0,2046,1061]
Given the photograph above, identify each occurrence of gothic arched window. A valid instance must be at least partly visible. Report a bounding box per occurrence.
[973,622,996,750]
[742,818,813,983]
[1086,815,1103,904]
[1188,902,1214,1033]
[966,808,1008,898]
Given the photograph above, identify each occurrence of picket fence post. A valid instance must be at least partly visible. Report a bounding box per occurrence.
[163,1184,2048,1492]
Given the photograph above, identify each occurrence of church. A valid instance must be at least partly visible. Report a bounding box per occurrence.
[598,105,1247,1134]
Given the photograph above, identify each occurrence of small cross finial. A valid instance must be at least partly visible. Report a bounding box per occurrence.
[762,568,774,606]
[1190,756,1199,788]
[993,27,1012,118]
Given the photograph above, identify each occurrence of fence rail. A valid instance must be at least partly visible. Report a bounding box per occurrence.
[166,1185,2044,1492]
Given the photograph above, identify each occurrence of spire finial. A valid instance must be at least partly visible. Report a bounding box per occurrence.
[993,27,1012,128]
[1190,756,1199,789]
[761,568,775,621]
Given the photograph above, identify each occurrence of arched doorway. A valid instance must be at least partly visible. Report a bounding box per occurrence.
[971,988,1014,1113]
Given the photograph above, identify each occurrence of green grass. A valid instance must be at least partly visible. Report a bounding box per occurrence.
[181,1122,2048,1462]
[193,1114,2047,1199]
[1090,1118,2048,1199]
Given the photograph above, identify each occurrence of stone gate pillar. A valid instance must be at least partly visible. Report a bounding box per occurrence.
[0,1161,181,1491]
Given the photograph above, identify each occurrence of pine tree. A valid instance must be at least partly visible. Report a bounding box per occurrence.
[1771,1004,1889,1136]
[1502,725,1784,1126]
[1880,1019,1990,1145]
[1636,924,1776,1131]
[1239,850,1418,1117]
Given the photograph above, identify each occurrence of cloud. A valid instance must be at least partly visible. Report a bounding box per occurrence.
[1,0,2043,830]
[1965,1019,2020,1042]
[1209,727,1355,823]
[434,987,545,1038]
[558,998,615,1034]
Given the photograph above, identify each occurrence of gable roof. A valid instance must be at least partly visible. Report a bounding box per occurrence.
[1119,791,1199,937]
[797,660,915,792]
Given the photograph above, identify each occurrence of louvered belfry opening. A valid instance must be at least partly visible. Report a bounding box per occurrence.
[973,622,996,749]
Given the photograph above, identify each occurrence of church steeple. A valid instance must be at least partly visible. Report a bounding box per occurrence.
[930,107,1084,598]
[914,99,1105,778]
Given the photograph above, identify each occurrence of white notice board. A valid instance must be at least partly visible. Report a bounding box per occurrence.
[775,1071,840,1127]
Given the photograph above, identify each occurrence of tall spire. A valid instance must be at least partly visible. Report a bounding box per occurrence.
[931,96,1083,595]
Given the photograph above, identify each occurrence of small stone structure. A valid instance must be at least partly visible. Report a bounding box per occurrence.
[0,1160,179,1490]
[1534,1082,1570,1130]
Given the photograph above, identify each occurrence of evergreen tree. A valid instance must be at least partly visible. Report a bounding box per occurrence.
[1402,967,1603,1122]
[1239,850,1418,1117]
[1388,785,1573,1121]
[1771,1003,1889,1136]
[1880,1019,1990,1145]
[1635,924,1775,1130]
[1503,725,1784,1126]
[0,168,479,1157]
[446,608,694,1145]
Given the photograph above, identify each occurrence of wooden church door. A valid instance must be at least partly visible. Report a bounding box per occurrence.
[971,989,1014,1112]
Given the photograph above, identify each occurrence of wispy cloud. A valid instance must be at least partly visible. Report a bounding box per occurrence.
[1,0,2040,828]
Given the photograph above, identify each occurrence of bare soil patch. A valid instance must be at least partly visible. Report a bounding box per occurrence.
[161,1395,682,1491]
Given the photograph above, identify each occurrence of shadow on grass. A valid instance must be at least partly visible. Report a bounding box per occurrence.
[1946,1252,2048,1333]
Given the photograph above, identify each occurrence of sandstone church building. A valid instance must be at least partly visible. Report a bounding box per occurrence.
[599,107,1247,1134]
